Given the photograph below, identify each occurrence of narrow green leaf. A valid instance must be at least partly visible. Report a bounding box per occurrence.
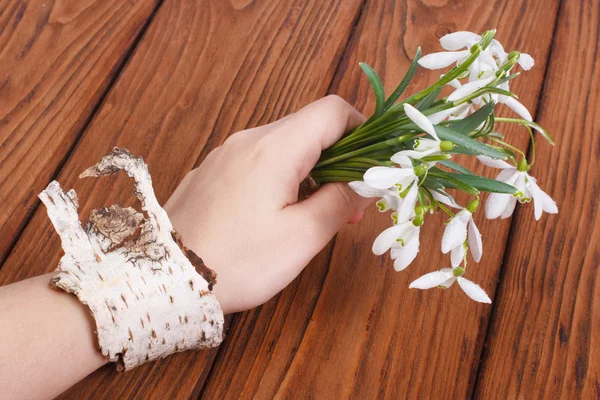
[494,73,520,87]
[360,62,386,118]
[496,118,554,145]
[435,125,507,159]
[438,160,474,175]
[445,172,518,194]
[383,47,422,111]
[415,87,442,111]
[427,172,480,195]
[449,102,495,134]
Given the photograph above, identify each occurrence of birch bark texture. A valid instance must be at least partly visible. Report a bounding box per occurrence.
[39,148,224,370]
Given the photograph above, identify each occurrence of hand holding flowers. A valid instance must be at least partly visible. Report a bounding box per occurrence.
[310,30,558,303]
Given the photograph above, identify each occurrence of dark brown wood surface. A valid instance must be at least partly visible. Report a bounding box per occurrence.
[0,0,597,399]
[475,0,600,398]
[0,0,160,264]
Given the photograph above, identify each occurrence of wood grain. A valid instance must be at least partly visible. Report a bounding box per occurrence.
[0,0,365,398]
[474,0,600,398]
[0,0,160,265]
[199,1,561,398]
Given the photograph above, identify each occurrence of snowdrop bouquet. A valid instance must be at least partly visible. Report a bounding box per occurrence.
[310,30,558,303]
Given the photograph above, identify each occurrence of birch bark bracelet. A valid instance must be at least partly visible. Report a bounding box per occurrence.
[39,148,224,371]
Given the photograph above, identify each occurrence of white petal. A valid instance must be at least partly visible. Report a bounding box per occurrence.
[348,181,387,198]
[486,193,510,219]
[448,78,462,89]
[441,209,471,253]
[447,76,495,101]
[526,176,558,220]
[468,219,483,262]
[364,167,414,189]
[477,155,514,169]
[451,244,465,267]
[518,53,535,70]
[391,229,420,271]
[514,172,529,200]
[431,190,460,208]
[418,50,469,70]
[427,105,465,124]
[440,31,481,50]
[409,270,455,289]
[491,40,507,64]
[500,196,517,219]
[404,104,439,140]
[414,138,441,151]
[478,49,498,70]
[397,183,419,223]
[440,277,456,288]
[485,168,520,219]
[457,277,492,303]
[502,97,533,121]
[382,194,403,211]
[372,224,405,255]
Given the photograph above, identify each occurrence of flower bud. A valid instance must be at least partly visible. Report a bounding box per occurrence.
[439,140,454,152]
[414,164,428,176]
[414,205,425,216]
[507,50,520,61]
[412,215,424,227]
[517,158,530,172]
[466,199,479,213]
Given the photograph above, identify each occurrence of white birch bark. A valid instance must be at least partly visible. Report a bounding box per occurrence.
[39,148,224,370]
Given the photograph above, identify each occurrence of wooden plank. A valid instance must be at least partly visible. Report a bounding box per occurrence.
[0,0,365,398]
[199,1,562,398]
[474,0,600,397]
[0,0,160,264]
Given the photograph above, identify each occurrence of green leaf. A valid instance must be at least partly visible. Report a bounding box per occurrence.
[438,160,474,175]
[449,102,495,134]
[383,47,422,112]
[427,172,480,195]
[494,73,520,87]
[497,118,555,145]
[445,172,518,194]
[360,62,386,118]
[415,87,442,111]
[435,125,507,159]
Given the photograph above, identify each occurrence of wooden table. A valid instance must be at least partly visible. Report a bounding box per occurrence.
[1,0,598,398]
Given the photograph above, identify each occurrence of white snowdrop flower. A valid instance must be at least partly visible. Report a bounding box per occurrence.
[447,74,496,102]
[427,103,471,123]
[403,104,440,140]
[477,156,558,220]
[363,164,422,223]
[363,160,423,191]
[348,181,403,212]
[419,31,498,81]
[490,39,535,70]
[441,201,483,267]
[372,219,421,271]
[409,266,492,303]
[419,31,482,71]
[391,104,455,165]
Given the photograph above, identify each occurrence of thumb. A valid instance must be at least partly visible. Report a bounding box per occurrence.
[285,182,372,252]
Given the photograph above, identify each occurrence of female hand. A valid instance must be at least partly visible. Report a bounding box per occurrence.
[165,96,372,314]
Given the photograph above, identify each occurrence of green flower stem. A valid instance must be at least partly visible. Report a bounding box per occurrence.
[336,30,496,148]
[324,101,453,156]
[310,169,365,183]
[489,137,525,161]
[315,134,415,168]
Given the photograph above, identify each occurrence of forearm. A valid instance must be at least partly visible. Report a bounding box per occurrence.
[0,273,107,400]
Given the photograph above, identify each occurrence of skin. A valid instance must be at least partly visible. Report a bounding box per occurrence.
[0,96,372,399]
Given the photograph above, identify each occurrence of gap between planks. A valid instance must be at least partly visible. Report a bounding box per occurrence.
[0,0,166,270]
